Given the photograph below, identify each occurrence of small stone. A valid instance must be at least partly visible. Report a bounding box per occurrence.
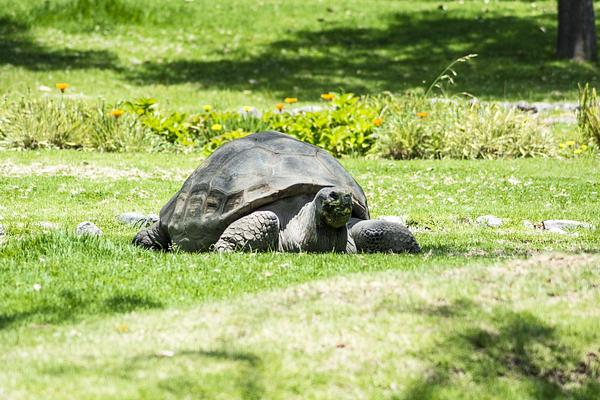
[542,220,594,231]
[289,105,328,115]
[117,212,158,227]
[76,221,102,237]
[523,220,535,229]
[546,227,578,237]
[377,215,408,226]
[516,102,538,113]
[476,215,503,227]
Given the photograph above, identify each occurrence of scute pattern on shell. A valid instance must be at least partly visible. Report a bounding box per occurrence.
[160,131,369,252]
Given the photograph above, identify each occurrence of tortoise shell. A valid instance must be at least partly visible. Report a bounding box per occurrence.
[160,131,369,251]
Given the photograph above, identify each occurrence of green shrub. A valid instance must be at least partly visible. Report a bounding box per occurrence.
[0,97,160,152]
[577,83,600,149]
[265,93,379,157]
[374,94,556,159]
[0,94,576,159]
[0,97,87,149]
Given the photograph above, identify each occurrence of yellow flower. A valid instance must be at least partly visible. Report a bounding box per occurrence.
[574,149,583,154]
[320,93,335,101]
[243,106,254,112]
[284,97,298,104]
[275,103,285,111]
[372,117,383,127]
[211,124,223,131]
[559,143,566,149]
[416,111,429,118]
[203,105,212,112]
[581,144,589,151]
[110,109,124,119]
[55,83,69,93]
[566,140,576,146]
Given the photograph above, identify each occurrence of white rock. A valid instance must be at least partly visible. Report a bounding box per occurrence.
[117,212,158,227]
[523,220,535,229]
[76,221,102,237]
[476,215,503,227]
[288,105,329,115]
[377,215,408,226]
[546,227,579,237]
[542,220,594,231]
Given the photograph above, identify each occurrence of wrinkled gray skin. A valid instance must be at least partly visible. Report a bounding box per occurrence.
[133,131,420,254]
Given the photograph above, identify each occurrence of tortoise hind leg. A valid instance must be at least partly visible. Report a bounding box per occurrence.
[133,221,172,251]
[350,220,420,253]
[214,211,280,252]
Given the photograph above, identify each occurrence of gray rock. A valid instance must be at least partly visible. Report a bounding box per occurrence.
[117,212,158,228]
[476,215,503,227]
[76,221,102,237]
[516,102,538,113]
[523,220,535,229]
[542,220,594,231]
[288,105,329,115]
[0,224,4,237]
[546,227,579,237]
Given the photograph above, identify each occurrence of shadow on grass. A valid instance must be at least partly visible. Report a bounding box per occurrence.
[0,290,163,331]
[127,11,598,99]
[0,16,120,71]
[150,350,264,400]
[2,9,596,99]
[394,299,600,399]
[44,348,265,399]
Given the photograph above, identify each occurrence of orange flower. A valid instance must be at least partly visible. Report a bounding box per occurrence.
[284,97,298,104]
[55,83,69,93]
[320,93,335,101]
[372,117,383,127]
[275,103,285,111]
[416,111,429,118]
[110,109,124,118]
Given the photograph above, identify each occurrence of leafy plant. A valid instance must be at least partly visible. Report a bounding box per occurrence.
[425,54,478,97]
[374,94,555,159]
[265,93,380,157]
[0,97,87,149]
[577,83,600,149]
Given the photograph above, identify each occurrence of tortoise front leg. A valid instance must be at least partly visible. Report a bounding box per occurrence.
[349,220,420,254]
[133,221,172,251]
[214,211,280,252]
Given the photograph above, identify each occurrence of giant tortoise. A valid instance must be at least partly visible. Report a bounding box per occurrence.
[133,131,420,253]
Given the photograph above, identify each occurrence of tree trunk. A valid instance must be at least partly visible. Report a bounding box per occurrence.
[557,0,597,61]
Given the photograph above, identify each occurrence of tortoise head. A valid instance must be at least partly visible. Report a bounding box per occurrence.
[314,187,353,229]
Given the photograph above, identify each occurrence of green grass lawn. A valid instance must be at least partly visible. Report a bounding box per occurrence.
[1,151,599,398]
[1,1,600,397]
[1,0,599,112]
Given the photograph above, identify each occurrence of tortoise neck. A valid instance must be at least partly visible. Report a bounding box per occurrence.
[280,200,347,252]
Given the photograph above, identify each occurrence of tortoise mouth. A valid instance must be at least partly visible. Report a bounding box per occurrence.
[316,188,353,228]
